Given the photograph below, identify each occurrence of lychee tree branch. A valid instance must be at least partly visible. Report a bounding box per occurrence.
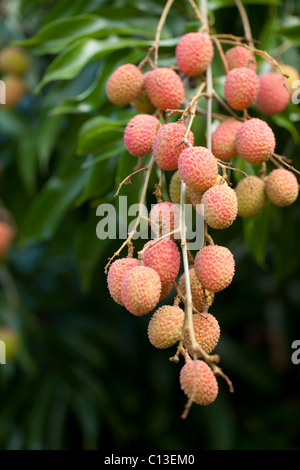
[234,0,254,49]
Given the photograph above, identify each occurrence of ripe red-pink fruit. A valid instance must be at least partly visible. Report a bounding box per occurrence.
[235,118,276,165]
[169,170,192,204]
[143,238,180,285]
[145,68,184,111]
[195,245,235,293]
[224,67,260,110]
[0,221,15,259]
[176,32,214,76]
[3,75,26,107]
[153,123,194,171]
[178,146,219,192]
[149,202,180,239]
[107,257,139,305]
[106,64,143,105]
[201,184,238,229]
[121,265,161,316]
[124,114,161,157]
[178,268,204,312]
[225,46,256,71]
[160,281,174,301]
[235,176,267,217]
[184,313,220,354]
[265,169,299,207]
[148,305,184,349]
[255,72,290,115]
[212,119,242,161]
[180,359,218,406]
[130,72,156,113]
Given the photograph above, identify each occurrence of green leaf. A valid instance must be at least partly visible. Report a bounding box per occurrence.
[272,113,300,143]
[274,16,300,42]
[77,116,125,155]
[208,0,281,8]
[21,157,91,243]
[243,202,274,266]
[16,133,38,196]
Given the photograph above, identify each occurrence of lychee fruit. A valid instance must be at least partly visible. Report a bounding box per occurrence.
[121,265,161,316]
[190,189,205,213]
[235,118,276,165]
[169,170,192,205]
[201,184,238,229]
[178,146,219,192]
[225,46,256,71]
[235,176,267,217]
[212,119,242,161]
[178,268,204,312]
[0,327,20,361]
[130,72,156,113]
[278,64,300,96]
[176,32,214,76]
[149,202,180,239]
[265,169,299,207]
[124,114,161,157]
[194,245,235,293]
[107,257,139,305]
[160,281,174,301]
[0,47,30,75]
[184,313,220,354]
[0,222,15,259]
[3,75,26,107]
[180,359,218,406]
[153,123,194,171]
[224,67,260,110]
[106,64,144,105]
[255,72,290,115]
[143,238,180,286]
[148,305,184,349]
[145,68,184,111]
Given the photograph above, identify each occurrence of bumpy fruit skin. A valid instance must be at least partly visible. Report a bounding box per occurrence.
[153,123,194,171]
[224,67,260,110]
[212,119,242,161]
[176,32,214,76]
[178,268,204,312]
[3,75,26,107]
[265,169,299,207]
[148,305,184,349]
[255,73,290,116]
[169,170,192,205]
[235,176,267,217]
[145,68,184,111]
[106,64,143,105]
[130,72,156,113]
[124,114,161,157]
[190,189,204,213]
[0,47,30,75]
[184,313,220,354]
[149,202,180,239]
[143,238,180,286]
[195,245,235,293]
[278,64,300,96]
[0,222,15,259]
[178,146,219,192]
[0,327,20,361]
[107,257,139,305]
[180,359,218,406]
[160,281,174,301]
[225,46,256,71]
[235,118,276,165]
[121,265,161,316]
[201,184,238,229]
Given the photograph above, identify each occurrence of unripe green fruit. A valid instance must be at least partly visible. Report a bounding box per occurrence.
[0,327,20,361]
[130,72,156,113]
[169,171,191,205]
[235,176,267,217]
[0,47,30,75]
[148,305,184,349]
[180,359,218,406]
[178,268,204,312]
